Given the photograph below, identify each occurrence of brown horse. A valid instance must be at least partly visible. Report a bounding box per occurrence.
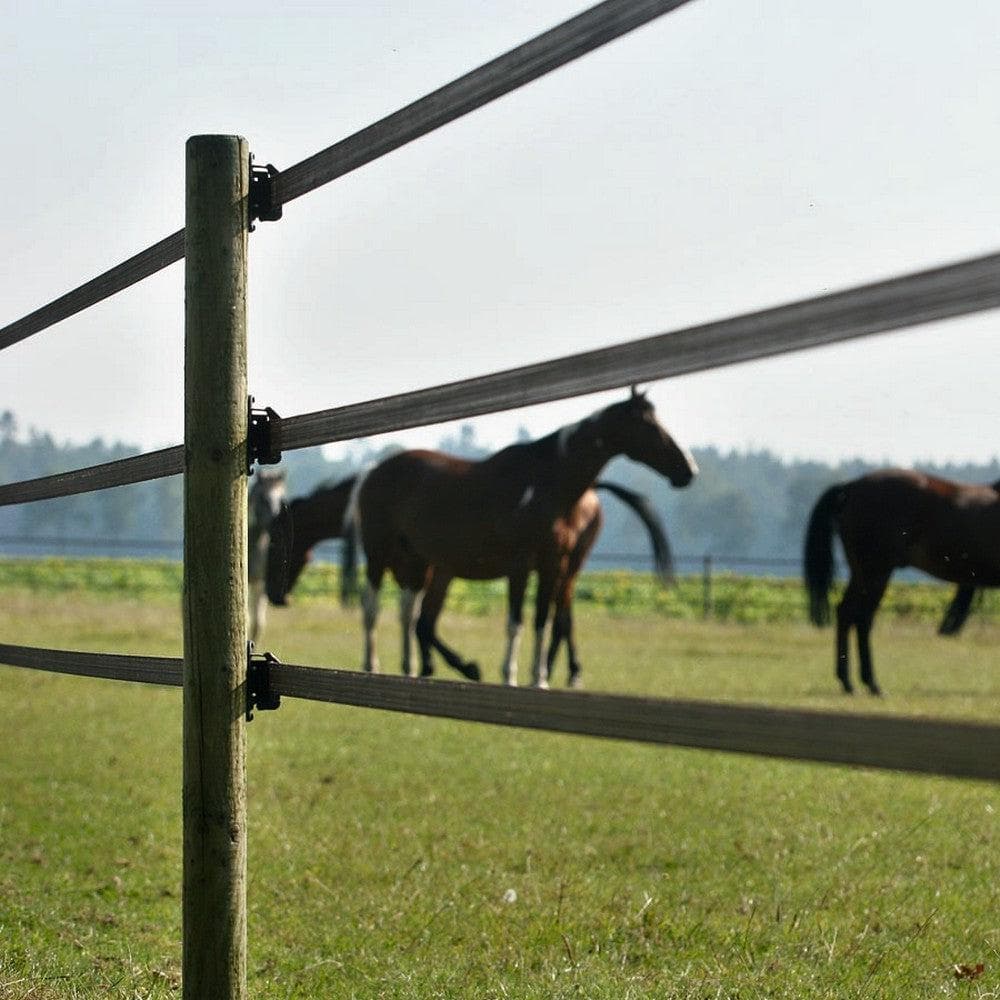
[266,476,674,688]
[349,391,697,686]
[804,469,1000,695]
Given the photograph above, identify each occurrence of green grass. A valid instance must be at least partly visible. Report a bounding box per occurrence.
[1,562,999,998]
[4,555,1000,627]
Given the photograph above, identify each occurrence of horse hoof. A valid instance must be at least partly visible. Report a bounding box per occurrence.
[460,661,481,682]
[867,686,883,697]
[568,675,582,690]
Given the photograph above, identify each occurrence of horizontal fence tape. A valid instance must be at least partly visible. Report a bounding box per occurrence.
[0,231,185,352]
[0,644,182,687]
[275,0,696,205]
[4,644,995,781]
[271,664,1000,782]
[0,446,183,508]
[3,250,1000,505]
[0,0,692,353]
[280,250,1000,448]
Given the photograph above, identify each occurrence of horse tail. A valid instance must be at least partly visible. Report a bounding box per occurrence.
[595,480,674,584]
[938,585,978,636]
[340,471,368,608]
[803,484,842,627]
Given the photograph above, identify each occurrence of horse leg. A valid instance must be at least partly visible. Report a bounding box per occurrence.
[413,571,481,681]
[855,572,891,696]
[530,568,558,689]
[560,575,584,688]
[834,577,860,694]
[563,605,583,689]
[502,571,528,686]
[546,603,567,683]
[398,587,423,677]
[361,571,384,673]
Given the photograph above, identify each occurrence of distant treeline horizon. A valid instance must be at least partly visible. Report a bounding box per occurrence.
[2,410,998,574]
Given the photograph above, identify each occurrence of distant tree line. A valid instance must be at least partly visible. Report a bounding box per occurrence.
[2,410,999,574]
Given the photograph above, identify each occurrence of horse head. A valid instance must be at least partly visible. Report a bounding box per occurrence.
[600,391,697,488]
[249,469,287,536]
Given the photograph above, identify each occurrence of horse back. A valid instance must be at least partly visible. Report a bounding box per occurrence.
[839,469,1000,584]
[358,447,560,579]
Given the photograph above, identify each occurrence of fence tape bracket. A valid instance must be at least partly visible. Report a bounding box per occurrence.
[247,644,281,722]
[248,156,282,231]
[247,396,283,475]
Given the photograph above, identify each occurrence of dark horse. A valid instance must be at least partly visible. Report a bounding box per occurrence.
[247,469,287,644]
[937,477,1000,636]
[804,469,1000,695]
[265,476,359,609]
[349,390,697,686]
[266,475,675,688]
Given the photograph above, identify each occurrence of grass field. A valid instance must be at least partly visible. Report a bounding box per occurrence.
[1,560,998,998]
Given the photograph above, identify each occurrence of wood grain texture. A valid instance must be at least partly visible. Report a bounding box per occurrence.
[182,134,249,1000]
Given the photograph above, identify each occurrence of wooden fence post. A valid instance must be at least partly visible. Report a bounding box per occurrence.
[182,134,249,1000]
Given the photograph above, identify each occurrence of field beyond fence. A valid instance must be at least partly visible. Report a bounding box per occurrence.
[3,574,1000,998]
[3,556,999,628]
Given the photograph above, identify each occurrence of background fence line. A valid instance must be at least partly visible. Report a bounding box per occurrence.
[0,534,799,567]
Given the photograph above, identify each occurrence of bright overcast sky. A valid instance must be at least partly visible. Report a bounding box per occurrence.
[3,0,998,467]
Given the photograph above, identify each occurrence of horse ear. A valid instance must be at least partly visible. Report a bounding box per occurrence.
[629,384,647,401]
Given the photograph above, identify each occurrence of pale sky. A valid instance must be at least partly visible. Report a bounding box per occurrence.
[3,0,999,468]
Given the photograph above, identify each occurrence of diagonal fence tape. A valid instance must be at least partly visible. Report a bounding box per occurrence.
[2,250,999,506]
[0,0,695,353]
[0,644,182,687]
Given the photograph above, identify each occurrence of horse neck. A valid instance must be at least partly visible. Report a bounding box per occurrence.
[291,492,349,549]
[552,423,613,509]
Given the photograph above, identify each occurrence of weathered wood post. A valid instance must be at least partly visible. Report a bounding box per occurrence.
[702,553,713,620]
[182,134,249,1000]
